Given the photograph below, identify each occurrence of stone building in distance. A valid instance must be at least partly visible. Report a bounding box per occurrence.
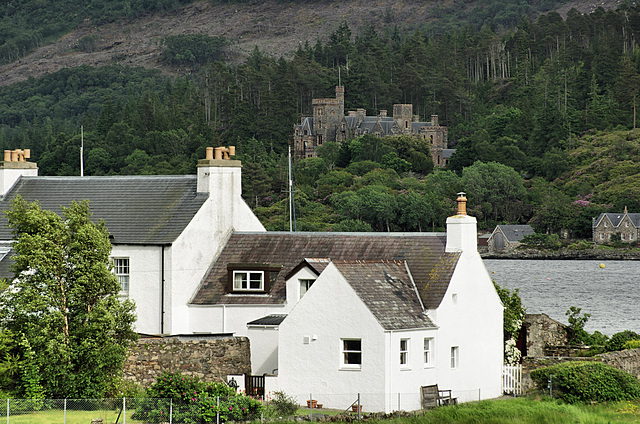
[293,86,453,167]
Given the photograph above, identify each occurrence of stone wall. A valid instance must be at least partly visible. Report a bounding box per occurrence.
[523,313,568,357]
[599,348,640,379]
[123,335,251,387]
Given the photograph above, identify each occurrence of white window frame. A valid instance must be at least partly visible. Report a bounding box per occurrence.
[400,338,410,367]
[299,279,315,298]
[451,346,459,369]
[233,270,264,291]
[341,338,362,370]
[113,257,130,295]
[424,337,434,367]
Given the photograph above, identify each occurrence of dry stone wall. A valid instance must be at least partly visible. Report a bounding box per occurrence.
[123,335,251,387]
[599,348,640,379]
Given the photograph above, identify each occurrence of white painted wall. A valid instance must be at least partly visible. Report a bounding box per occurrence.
[166,161,264,335]
[0,165,38,196]
[438,213,504,402]
[112,244,163,334]
[247,325,280,375]
[285,267,318,303]
[274,264,388,411]
[189,304,287,335]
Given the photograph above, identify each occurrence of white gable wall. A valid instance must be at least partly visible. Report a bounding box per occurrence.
[438,214,503,402]
[247,325,280,375]
[166,162,265,335]
[274,264,388,411]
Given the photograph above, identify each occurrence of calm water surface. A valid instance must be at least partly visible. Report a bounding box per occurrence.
[483,259,640,336]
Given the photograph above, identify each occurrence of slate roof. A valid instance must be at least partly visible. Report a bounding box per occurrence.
[333,260,436,330]
[247,314,288,326]
[494,225,534,242]
[0,176,207,245]
[594,212,640,228]
[191,232,460,310]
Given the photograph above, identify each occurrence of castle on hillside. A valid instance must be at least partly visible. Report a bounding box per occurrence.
[293,86,454,167]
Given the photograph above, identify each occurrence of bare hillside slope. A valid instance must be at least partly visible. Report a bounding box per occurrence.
[0,0,623,87]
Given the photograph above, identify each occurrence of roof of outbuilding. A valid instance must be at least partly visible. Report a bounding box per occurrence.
[333,260,436,330]
[0,176,207,245]
[247,314,288,326]
[191,232,460,310]
[493,225,534,242]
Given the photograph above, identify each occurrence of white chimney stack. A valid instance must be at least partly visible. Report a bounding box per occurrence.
[445,192,478,254]
[0,149,38,197]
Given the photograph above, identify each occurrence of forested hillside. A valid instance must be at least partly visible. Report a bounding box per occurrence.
[0,0,639,237]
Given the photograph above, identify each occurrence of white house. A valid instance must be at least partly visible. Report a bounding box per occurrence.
[190,195,504,412]
[0,147,265,335]
[0,149,503,412]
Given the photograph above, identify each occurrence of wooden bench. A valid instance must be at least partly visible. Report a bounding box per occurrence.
[421,384,457,408]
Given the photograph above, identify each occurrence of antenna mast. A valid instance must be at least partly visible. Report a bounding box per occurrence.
[80,126,84,177]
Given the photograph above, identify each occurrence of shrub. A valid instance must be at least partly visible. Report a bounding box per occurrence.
[530,362,640,403]
[134,371,262,422]
[606,331,640,352]
[519,233,562,250]
[265,391,299,417]
[622,340,640,350]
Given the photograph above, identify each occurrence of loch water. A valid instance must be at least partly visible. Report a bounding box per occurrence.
[483,259,640,336]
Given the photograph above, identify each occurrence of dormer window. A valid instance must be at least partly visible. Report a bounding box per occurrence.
[227,263,281,294]
[233,271,264,291]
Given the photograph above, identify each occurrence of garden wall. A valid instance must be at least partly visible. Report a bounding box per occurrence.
[123,335,251,387]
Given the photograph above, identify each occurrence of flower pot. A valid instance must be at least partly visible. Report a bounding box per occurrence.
[307,400,318,408]
[352,405,362,412]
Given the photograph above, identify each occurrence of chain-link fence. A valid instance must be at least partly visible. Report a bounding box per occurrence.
[0,397,267,424]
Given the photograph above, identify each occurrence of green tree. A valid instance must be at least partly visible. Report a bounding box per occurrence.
[0,197,137,398]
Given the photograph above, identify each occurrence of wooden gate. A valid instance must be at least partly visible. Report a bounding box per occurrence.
[245,373,265,398]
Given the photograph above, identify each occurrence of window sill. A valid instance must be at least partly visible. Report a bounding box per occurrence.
[339,366,362,371]
[226,293,271,297]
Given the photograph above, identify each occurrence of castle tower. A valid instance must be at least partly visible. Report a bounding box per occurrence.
[393,104,413,133]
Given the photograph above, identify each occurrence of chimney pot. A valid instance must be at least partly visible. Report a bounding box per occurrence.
[205,147,214,160]
[456,192,468,216]
[3,151,10,162]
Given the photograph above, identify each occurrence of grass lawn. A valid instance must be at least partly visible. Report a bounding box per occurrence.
[1,408,142,424]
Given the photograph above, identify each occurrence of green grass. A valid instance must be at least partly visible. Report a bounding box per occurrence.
[1,408,141,424]
[271,398,640,424]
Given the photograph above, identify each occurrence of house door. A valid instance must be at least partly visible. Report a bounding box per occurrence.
[245,373,265,398]
[493,233,505,250]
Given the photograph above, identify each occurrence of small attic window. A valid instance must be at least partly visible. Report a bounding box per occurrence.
[227,263,281,294]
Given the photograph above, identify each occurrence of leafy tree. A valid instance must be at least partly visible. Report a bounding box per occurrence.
[0,197,137,398]
[565,306,590,345]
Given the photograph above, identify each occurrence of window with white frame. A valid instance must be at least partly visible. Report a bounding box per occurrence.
[113,258,130,294]
[424,337,434,366]
[233,271,264,291]
[299,279,315,298]
[450,346,459,369]
[400,338,409,366]
[341,339,362,369]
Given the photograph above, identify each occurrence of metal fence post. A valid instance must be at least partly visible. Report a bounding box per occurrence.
[216,396,219,424]
[170,398,173,424]
[357,393,361,420]
[309,393,313,421]
[123,397,126,424]
[6,398,8,424]
[64,398,67,424]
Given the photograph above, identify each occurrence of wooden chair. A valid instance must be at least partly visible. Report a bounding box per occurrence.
[421,384,457,408]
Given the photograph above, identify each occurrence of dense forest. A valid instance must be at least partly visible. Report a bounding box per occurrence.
[2,1,640,236]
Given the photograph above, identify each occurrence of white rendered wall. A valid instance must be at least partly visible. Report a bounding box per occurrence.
[0,166,37,196]
[188,304,287,335]
[112,245,163,334]
[167,162,264,334]
[274,264,388,411]
[285,267,319,303]
[247,326,280,375]
[436,214,504,402]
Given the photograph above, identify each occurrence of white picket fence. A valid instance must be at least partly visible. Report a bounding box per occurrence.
[502,364,523,395]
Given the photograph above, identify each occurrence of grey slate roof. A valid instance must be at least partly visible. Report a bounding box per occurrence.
[494,225,534,242]
[333,260,435,330]
[0,176,207,245]
[192,232,460,310]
